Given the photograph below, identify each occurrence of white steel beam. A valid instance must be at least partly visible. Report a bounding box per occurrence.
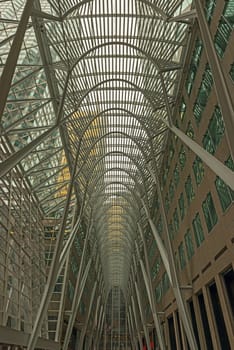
[136,225,166,350]
[146,166,198,350]
[78,284,98,349]
[0,0,34,122]
[27,152,80,350]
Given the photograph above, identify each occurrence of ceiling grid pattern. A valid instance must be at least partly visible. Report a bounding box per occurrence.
[0,0,192,292]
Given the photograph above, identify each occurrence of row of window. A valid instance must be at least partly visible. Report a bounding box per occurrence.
[185,39,203,96]
[155,271,170,303]
[178,192,217,269]
[214,0,234,58]
[155,157,233,276]
[167,268,234,350]
[193,64,213,126]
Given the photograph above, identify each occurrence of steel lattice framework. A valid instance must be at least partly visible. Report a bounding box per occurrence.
[1,0,234,349]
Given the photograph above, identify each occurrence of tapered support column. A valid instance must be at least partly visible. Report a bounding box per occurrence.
[144,166,198,350]
[127,313,135,350]
[164,122,234,190]
[64,258,92,349]
[194,0,234,158]
[63,249,93,350]
[78,286,98,349]
[27,153,80,350]
[55,255,70,342]
[131,296,144,349]
[86,298,102,350]
[55,204,79,342]
[96,308,105,349]
[89,304,104,350]
[134,278,151,350]
[141,200,171,282]
[0,0,34,122]
[129,303,143,349]
[136,226,166,350]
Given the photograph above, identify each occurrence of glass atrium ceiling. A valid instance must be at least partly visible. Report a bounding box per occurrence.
[0,0,192,292]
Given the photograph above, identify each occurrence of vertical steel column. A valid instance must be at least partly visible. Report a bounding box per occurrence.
[126,313,135,350]
[27,152,80,350]
[55,255,70,342]
[96,308,105,349]
[86,298,102,350]
[0,0,34,122]
[194,0,234,157]
[129,303,143,350]
[146,166,198,350]
[141,200,171,281]
[118,290,120,348]
[131,295,144,349]
[63,256,93,350]
[133,279,151,350]
[136,227,166,350]
[78,285,98,350]
[55,203,79,342]
[90,304,104,350]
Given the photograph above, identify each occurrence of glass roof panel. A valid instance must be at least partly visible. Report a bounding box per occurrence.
[0,0,192,293]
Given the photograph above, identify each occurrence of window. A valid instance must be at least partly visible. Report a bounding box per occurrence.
[179,242,186,269]
[162,165,169,186]
[68,280,74,301]
[223,268,234,317]
[225,155,234,171]
[79,300,86,316]
[168,316,177,350]
[198,293,213,349]
[203,106,225,154]
[186,121,194,139]
[179,192,185,220]
[185,229,195,260]
[185,175,195,204]
[162,272,170,294]
[169,220,174,240]
[173,208,179,233]
[179,98,186,122]
[185,39,203,95]
[54,275,63,293]
[156,218,163,237]
[192,213,205,247]
[149,240,157,260]
[193,64,213,125]
[209,282,231,349]
[155,282,162,303]
[230,62,234,82]
[168,141,175,164]
[165,194,170,212]
[202,192,218,232]
[179,145,186,170]
[193,156,204,185]
[205,0,216,24]
[174,120,179,143]
[214,1,234,57]
[215,176,234,211]
[174,164,180,187]
[169,181,174,201]
[45,250,53,264]
[151,257,161,280]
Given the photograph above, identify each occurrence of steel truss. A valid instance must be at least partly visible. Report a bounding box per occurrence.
[0,0,233,349]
